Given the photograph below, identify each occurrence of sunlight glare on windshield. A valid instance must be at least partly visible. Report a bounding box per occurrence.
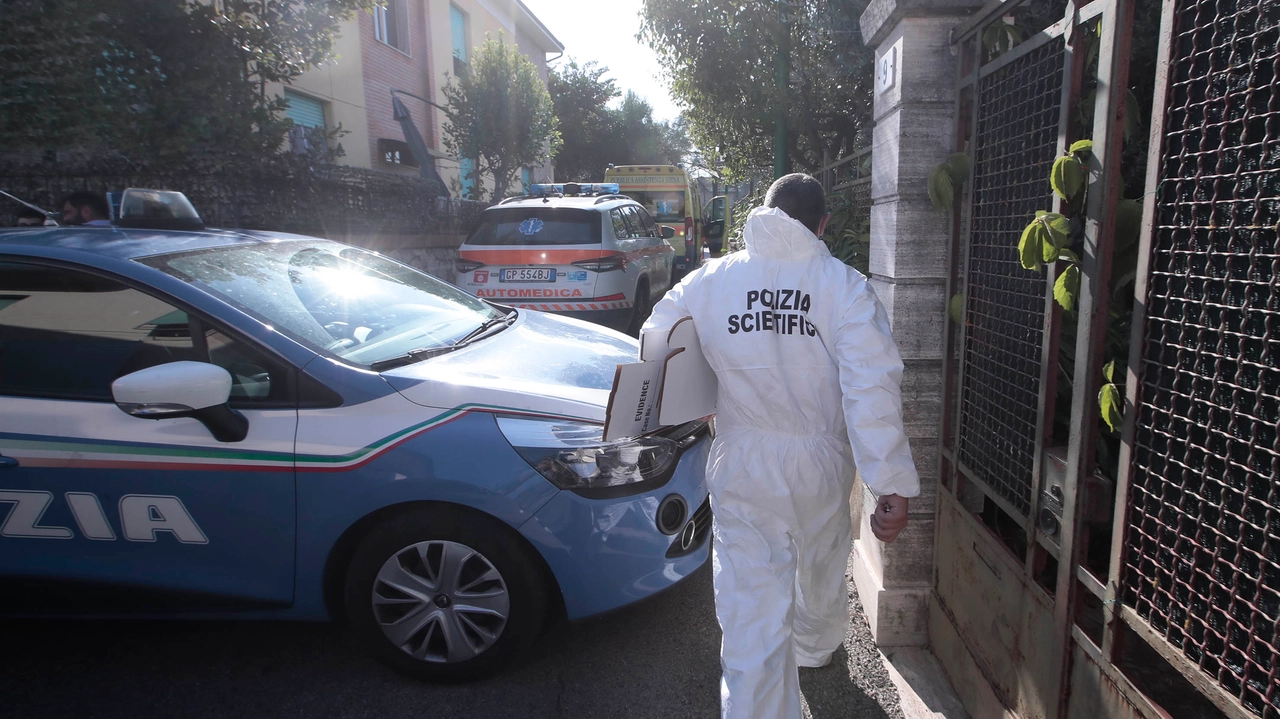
[308,264,381,299]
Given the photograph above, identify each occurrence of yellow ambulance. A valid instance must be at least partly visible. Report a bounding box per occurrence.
[603,165,702,278]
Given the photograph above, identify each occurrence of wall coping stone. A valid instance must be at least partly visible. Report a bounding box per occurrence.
[860,0,987,48]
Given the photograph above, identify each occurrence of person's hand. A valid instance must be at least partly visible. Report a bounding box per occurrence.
[869,494,909,543]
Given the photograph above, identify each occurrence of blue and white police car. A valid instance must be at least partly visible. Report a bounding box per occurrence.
[0,200,711,681]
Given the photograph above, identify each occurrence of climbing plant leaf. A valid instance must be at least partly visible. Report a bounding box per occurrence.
[1019,220,1044,270]
[1103,359,1116,383]
[928,163,954,211]
[944,152,971,182]
[1125,89,1143,141]
[1042,226,1061,262]
[1099,382,1123,432]
[1054,263,1081,311]
[949,293,965,325]
[1042,212,1071,248]
[1114,198,1143,250]
[1070,139,1094,156]
[1037,212,1071,262]
[1051,155,1085,200]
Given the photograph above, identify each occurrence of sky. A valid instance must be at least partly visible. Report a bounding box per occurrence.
[520,0,683,123]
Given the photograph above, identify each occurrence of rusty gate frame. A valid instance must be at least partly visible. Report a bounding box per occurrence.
[943,0,1280,716]
[938,0,1150,715]
[1103,0,1279,715]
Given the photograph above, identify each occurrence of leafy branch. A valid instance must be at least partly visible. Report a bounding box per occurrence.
[1015,138,1098,435]
[1016,134,1141,434]
[1017,138,1092,313]
[928,152,971,211]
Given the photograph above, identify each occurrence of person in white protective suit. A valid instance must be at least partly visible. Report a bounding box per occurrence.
[642,173,920,719]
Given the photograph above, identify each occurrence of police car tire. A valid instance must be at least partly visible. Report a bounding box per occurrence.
[343,506,547,682]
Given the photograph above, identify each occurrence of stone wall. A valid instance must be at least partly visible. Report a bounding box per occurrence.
[358,233,468,281]
[854,0,986,647]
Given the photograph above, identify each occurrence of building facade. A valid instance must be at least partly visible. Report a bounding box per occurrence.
[275,0,563,198]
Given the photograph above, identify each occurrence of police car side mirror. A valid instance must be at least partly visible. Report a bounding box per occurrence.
[111,361,248,443]
[660,226,676,240]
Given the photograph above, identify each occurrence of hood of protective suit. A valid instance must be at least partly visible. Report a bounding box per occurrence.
[743,206,830,260]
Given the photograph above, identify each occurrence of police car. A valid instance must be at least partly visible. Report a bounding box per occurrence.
[455,183,676,334]
[0,193,711,681]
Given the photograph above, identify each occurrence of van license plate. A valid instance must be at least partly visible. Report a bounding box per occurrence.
[500,268,555,282]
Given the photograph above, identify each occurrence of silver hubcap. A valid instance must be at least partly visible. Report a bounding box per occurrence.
[372,540,510,663]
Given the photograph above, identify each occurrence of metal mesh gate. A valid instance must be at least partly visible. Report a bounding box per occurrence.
[1120,0,1280,714]
[849,177,872,239]
[957,39,1066,517]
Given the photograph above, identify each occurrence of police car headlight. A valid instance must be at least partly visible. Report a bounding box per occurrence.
[496,416,678,491]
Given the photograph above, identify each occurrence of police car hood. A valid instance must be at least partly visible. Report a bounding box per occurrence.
[381,310,636,423]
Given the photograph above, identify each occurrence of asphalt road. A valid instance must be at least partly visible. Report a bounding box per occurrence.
[0,564,903,719]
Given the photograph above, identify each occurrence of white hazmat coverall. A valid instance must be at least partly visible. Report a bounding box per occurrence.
[643,206,920,719]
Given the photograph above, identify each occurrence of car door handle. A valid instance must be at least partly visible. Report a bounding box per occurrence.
[0,455,17,468]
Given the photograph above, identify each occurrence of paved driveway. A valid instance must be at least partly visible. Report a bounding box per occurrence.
[0,565,902,719]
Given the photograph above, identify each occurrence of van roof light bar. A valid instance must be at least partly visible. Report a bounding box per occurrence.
[529,183,620,197]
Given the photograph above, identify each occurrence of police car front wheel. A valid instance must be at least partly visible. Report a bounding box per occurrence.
[343,506,547,681]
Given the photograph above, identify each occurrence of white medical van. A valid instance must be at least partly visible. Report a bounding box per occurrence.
[456,183,677,334]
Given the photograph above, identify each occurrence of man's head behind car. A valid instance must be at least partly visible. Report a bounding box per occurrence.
[60,190,111,226]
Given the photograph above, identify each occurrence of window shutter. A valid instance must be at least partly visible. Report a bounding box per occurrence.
[450,5,467,62]
[460,158,476,197]
[284,91,325,129]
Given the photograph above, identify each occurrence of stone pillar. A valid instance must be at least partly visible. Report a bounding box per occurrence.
[851,0,982,647]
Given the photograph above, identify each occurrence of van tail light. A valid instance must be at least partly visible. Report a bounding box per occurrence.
[456,258,485,273]
[684,216,694,237]
[572,256,626,272]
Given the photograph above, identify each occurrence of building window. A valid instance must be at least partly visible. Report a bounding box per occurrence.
[284,90,330,154]
[284,90,326,130]
[450,4,468,75]
[459,157,476,198]
[374,0,409,54]
[378,139,419,168]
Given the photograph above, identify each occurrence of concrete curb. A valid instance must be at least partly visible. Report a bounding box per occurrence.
[880,647,970,719]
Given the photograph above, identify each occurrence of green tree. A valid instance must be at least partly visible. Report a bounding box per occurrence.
[612,92,693,167]
[548,60,620,181]
[0,0,368,163]
[442,35,561,201]
[640,0,875,179]
[548,60,693,181]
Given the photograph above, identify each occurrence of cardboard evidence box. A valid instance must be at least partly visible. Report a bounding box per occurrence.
[603,317,718,442]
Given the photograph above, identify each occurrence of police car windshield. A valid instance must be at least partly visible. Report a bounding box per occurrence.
[468,208,602,246]
[140,240,503,367]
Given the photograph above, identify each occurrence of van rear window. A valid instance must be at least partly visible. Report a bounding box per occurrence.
[467,208,601,246]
